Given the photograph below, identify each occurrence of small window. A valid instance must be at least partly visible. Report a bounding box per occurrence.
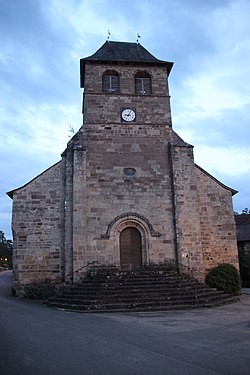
[102,70,120,93]
[123,167,136,177]
[135,72,152,95]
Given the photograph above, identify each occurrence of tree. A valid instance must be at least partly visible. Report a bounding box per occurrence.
[0,231,13,269]
[235,208,250,215]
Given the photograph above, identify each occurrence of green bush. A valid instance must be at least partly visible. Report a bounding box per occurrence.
[24,279,56,300]
[205,263,240,295]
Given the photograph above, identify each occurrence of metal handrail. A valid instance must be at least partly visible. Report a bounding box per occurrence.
[64,261,99,279]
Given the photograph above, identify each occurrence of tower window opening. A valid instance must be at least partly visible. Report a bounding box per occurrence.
[135,72,152,95]
[102,71,120,93]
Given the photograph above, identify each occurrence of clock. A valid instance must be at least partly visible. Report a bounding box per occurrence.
[121,108,136,122]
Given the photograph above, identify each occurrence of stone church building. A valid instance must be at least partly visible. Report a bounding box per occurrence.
[7,41,239,295]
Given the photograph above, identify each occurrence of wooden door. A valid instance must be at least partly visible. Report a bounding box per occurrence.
[120,227,142,269]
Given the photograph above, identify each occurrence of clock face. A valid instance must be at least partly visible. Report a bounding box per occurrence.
[121,108,136,122]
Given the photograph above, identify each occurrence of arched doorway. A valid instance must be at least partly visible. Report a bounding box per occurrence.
[120,227,142,269]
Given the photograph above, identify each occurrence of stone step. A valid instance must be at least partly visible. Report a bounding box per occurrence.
[56,285,225,297]
[52,291,230,305]
[87,268,177,275]
[53,294,225,305]
[87,274,180,282]
[81,280,198,287]
[46,267,239,312]
[48,295,239,312]
[73,280,199,286]
[85,272,184,281]
[59,286,221,298]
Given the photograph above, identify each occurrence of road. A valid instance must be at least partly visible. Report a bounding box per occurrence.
[0,270,250,375]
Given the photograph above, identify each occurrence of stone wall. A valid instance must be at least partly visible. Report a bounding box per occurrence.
[170,144,205,279]
[69,62,177,280]
[11,162,61,294]
[83,64,172,127]
[195,165,239,271]
[84,64,170,96]
[71,123,177,280]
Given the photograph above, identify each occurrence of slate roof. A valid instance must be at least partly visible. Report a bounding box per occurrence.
[80,41,173,87]
[170,131,193,147]
[236,224,250,241]
[235,214,250,241]
[235,214,250,225]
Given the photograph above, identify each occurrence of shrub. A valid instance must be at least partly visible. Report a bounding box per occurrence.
[24,279,56,300]
[205,263,240,295]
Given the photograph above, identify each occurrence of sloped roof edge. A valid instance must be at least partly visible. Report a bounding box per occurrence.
[170,130,193,147]
[6,161,61,199]
[80,41,173,87]
[235,214,250,225]
[195,164,238,196]
[82,41,172,63]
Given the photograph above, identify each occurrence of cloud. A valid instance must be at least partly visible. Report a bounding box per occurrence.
[194,146,250,177]
[169,0,250,182]
[0,100,81,163]
[179,73,249,121]
[1,0,250,238]
[47,0,135,51]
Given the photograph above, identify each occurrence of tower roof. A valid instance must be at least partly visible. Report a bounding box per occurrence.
[80,41,173,87]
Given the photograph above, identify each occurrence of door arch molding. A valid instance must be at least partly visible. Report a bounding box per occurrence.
[101,212,161,239]
[106,213,151,267]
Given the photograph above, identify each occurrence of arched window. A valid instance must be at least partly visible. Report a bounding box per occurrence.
[135,72,152,95]
[102,70,120,93]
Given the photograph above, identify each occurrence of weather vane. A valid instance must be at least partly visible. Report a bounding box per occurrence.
[136,33,141,43]
[107,30,111,42]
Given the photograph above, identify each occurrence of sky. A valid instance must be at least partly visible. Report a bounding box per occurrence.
[1,0,250,239]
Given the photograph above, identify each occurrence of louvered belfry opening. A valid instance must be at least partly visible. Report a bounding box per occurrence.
[102,70,120,93]
[135,71,152,95]
[120,227,142,269]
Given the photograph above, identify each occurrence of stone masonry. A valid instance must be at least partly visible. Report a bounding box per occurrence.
[8,41,239,295]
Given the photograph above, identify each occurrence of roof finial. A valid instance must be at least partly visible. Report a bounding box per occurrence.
[107,30,111,42]
[136,33,141,44]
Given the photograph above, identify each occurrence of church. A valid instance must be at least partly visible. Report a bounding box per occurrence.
[7,41,239,295]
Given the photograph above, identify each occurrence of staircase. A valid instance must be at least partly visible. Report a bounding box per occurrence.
[45,267,239,312]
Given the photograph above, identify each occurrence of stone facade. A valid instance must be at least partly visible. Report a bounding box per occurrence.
[10,163,61,292]
[8,41,239,295]
[196,166,239,271]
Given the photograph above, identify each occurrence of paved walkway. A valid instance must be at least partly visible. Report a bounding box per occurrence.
[241,287,250,295]
[0,271,250,375]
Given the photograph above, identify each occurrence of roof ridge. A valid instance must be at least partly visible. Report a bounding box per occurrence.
[80,40,173,87]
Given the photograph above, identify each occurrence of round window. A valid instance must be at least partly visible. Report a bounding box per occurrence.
[123,167,136,177]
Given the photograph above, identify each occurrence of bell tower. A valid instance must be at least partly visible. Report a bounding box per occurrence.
[72,41,179,271]
[63,40,204,279]
[80,41,173,127]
